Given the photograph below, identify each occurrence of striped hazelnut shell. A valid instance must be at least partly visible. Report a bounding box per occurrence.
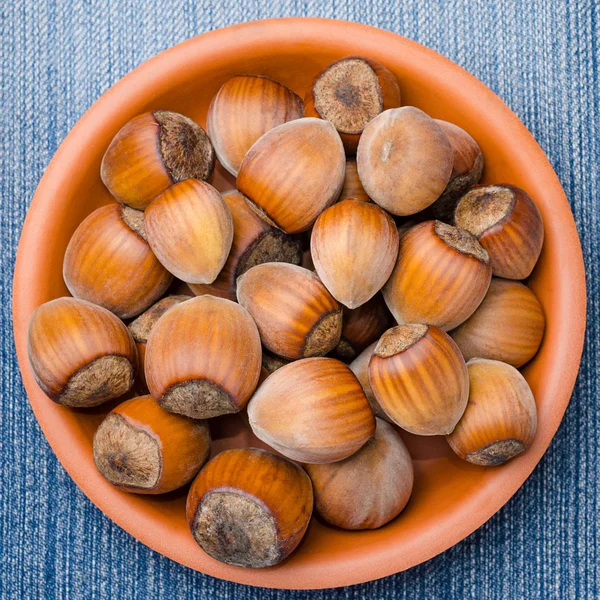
[128,295,191,388]
[93,395,210,494]
[339,159,370,202]
[383,220,492,331]
[334,294,392,361]
[145,179,234,284]
[101,111,214,209]
[27,297,137,407]
[311,199,400,309]
[451,278,545,367]
[305,418,413,529]
[427,120,484,222]
[247,357,375,463]
[349,342,391,422]
[447,358,538,466]
[189,190,301,301]
[304,56,401,155]
[368,324,469,435]
[63,203,173,319]
[207,75,304,177]
[454,184,544,279]
[237,263,343,360]
[186,448,313,568]
[236,118,346,233]
[145,295,262,419]
[356,107,454,216]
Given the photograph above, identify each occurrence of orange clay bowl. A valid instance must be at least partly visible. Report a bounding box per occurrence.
[12,18,586,590]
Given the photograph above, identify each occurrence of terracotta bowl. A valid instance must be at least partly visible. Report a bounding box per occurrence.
[13,18,586,590]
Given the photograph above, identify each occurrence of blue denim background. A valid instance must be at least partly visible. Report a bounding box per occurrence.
[1,1,598,598]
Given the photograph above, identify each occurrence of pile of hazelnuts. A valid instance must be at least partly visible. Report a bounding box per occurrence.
[27,56,545,569]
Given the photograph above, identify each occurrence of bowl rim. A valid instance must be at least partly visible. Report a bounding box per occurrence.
[12,17,587,590]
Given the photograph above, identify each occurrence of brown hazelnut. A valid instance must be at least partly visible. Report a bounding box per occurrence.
[145,295,262,419]
[368,324,469,435]
[207,75,303,176]
[454,184,544,279]
[247,357,375,463]
[186,448,313,568]
[305,418,413,529]
[101,111,214,209]
[237,263,342,360]
[63,203,173,319]
[383,220,492,330]
[447,358,537,466]
[356,107,454,215]
[144,179,233,284]
[27,297,137,407]
[236,118,346,233]
[451,278,545,367]
[304,56,401,154]
[93,395,210,494]
[189,190,301,301]
[311,199,399,309]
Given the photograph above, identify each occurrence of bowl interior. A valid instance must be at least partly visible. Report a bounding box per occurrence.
[12,19,586,590]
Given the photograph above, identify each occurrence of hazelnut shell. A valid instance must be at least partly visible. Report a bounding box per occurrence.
[383,220,492,330]
[237,262,343,360]
[247,357,375,463]
[368,324,469,435]
[63,203,173,319]
[236,118,346,233]
[186,448,313,568]
[145,295,262,419]
[27,297,137,407]
[447,358,537,466]
[93,395,210,494]
[305,418,413,529]
[207,75,304,177]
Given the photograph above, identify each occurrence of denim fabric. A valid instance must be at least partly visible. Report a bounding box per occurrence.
[1,1,598,598]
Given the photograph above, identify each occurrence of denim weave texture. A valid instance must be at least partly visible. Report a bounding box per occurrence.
[0,1,598,599]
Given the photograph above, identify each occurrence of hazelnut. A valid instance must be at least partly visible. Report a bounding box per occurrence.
[127,295,191,388]
[447,358,537,466]
[63,203,173,319]
[27,297,137,407]
[247,357,375,463]
[304,56,401,154]
[454,184,544,279]
[93,395,210,494]
[356,107,454,215]
[236,263,342,360]
[145,295,262,419]
[349,342,391,422]
[236,118,346,233]
[383,220,492,330]
[144,179,233,284]
[311,199,399,309]
[427,120,484,222]
[368,324,469,435]
[207,75,303,177]
[334,294,391,361]
[339,159,370,202]
[186,448,313,568]
[101,111,214,209]
[189,190,301,301]
[305,418,413,529]
[451,278,545,367]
